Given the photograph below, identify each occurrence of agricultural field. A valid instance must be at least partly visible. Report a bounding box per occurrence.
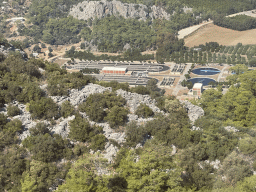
[185,23,256,47]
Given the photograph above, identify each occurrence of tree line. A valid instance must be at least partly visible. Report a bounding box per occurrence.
[214,15,256,31]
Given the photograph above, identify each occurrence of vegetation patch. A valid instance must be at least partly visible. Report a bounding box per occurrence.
[214,15,256,31]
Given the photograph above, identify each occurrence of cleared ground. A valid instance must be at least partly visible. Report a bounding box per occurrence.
[178,21,213,39]
[185,23,256,47]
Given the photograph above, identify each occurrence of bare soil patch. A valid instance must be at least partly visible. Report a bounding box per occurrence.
[185,23,256,47]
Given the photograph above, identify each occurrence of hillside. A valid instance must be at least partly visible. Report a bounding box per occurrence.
[2,1,256,191]
[1,49,256,191]
[184,23,256,47]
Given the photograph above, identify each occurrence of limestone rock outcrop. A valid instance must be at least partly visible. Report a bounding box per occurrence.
[0,83,208,164]
[181,100,204,123]
[0,45,27,58]
[50,83,112,107]
[69,0,170,21]
[116,89,161,114]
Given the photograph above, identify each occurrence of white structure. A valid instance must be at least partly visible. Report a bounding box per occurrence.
[102,67,127,74]
[32,53,39,57]
[192,83,203,96]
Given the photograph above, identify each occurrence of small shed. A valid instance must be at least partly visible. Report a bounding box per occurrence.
[102,67,127,75]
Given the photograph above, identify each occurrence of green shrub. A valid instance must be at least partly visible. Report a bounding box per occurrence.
[135,103,154,118]
[130,86,150,95]
[29,123,50,136]
[60,100,75,118]
[73,144,89,156]
[21,161,64,192]
[69,114,103,142]
[216,151,253,187]
[29,97,59,120]
[104,106,129,128]
[0,113,8,131]
[0,146,28,191]
[125,121,145,147]
[41,43,46,48]
[239,137,256,155]
[78,92,126,122]
[90,134,107,151]
[0,118,22,149]
[7,104,20,117]
[96,81,129,91]
[22,133,72,162]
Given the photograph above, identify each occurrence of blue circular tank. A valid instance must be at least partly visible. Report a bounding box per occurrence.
[188,78,216,86]
[192,67,220,75]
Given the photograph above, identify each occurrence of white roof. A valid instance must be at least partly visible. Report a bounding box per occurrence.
[102,67,127,71]
[193,83,203,89]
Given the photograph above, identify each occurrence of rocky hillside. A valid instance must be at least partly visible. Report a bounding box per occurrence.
[1,83,204,163]
[69,0,170,21]
[0,44,27,59]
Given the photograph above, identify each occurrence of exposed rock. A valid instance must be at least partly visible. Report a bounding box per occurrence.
[151,5,170,20]
[91,122,126,144]
[51,115,76,138]
[191,125,201,131]
[69,83,112,107]
[50,83,112,107]
[205,159,221,169]
[135,143,143,149]
[3,101,38,140]
[0,44,27,58]
[116,89,161,114]
[182,6,193,13]
[69,0,170,21]
[127,114,138,121]
[103,142,119,163]
[171,144,177,155]
[224,126,239,132]
[50,96,69,106]
[2,84,207,164]
[137,117,154,124]
[181,100,204,123]
[123,43,131,50]
[39,84,48,91]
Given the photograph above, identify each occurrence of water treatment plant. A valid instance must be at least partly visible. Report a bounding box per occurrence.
[64,60,231,98]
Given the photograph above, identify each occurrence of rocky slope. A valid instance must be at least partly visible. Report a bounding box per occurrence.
[0,44,27,58]
[1,83,205,162]
[69,0,170,21]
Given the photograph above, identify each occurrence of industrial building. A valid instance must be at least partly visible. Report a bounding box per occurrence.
[102,67,127,74]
